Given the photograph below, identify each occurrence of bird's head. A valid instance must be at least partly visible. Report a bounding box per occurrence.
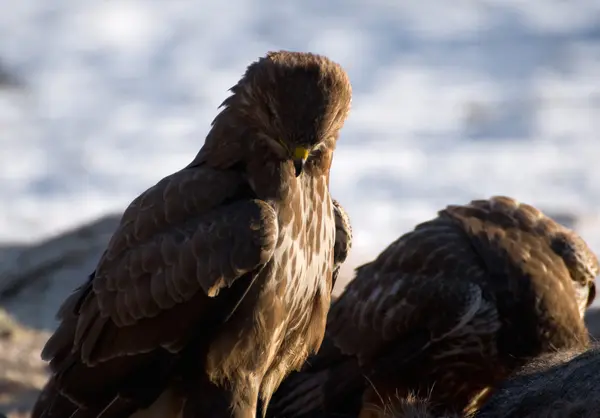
[551,232,598,315]
[228,50,352,177]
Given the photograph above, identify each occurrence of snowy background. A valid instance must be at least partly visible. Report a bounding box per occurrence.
[1,0,600,268]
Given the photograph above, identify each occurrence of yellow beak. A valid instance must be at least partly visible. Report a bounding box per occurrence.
[293,147,310,177]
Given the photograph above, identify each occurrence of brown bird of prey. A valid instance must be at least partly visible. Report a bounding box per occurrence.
[475,343,600,417]
[266,196,597,418]
[32,50,353,418]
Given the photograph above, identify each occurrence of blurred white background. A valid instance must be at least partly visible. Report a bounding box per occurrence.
[1,0,599,265]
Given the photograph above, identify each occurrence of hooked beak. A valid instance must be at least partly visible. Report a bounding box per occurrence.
[293,147,309,177]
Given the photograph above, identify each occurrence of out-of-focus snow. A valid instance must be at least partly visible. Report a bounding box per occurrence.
[1,0,600,266]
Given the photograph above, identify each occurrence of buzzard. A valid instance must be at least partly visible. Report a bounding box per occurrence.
[267,196,597,418]
[475,344,600,417]
[32,50,353,418]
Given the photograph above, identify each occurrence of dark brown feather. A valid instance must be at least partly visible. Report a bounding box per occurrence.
[42,170,278,367]
[31,376,77,418]
[37,171,277,416]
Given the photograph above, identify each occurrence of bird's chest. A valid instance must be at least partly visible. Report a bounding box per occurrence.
[268,187,335,308]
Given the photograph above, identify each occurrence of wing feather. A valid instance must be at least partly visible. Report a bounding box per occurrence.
[331,199,352,290]
[327,215,488,365]
[71,196,276,362]
[38,165,278,413]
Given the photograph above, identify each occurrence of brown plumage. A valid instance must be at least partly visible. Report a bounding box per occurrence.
[267,196,597,418]
[32,50,353,418]
[475,343,600,417]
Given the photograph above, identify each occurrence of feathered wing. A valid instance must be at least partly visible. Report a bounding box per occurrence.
[331,199,352,290]
[327,216,487,368]
[31,376,77,418]
[35,165,278,417]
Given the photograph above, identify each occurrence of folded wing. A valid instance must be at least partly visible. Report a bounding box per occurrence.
[38,165,278,415]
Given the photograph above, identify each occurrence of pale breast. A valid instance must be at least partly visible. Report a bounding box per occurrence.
[272,180,335,312]
[256,180,336,401]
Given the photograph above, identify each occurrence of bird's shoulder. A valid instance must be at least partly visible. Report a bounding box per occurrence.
[42,164,279,367]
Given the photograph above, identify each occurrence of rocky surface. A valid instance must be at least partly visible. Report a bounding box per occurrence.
[0,215,120,418]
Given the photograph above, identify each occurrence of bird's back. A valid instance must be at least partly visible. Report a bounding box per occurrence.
[439,197,591,359]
